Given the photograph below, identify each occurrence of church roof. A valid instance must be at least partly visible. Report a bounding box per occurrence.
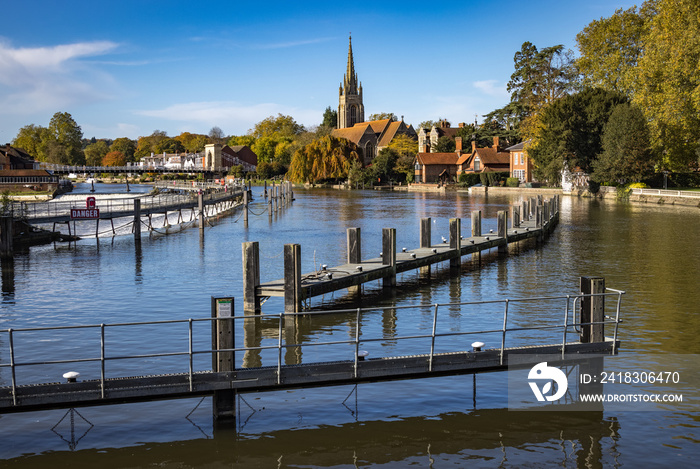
[332,124,375,146]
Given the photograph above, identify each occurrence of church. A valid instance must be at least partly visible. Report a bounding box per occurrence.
[331,36,416,165]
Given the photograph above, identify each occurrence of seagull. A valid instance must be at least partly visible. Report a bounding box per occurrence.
[441,236,447,243]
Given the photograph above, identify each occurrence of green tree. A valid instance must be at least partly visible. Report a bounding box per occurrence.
[433,136,456,153]
[507,42,578,139]
[154,137,184,154]
[13,124,48,161]
[528,87,627,184]
[249,114,304,139]
[256,161,273,179]
[84,140,110,166]
[110,137,137,162]
[227,135,256,148]
[368,112,397,121]
[371,147,399,183]
[287,135,361,184]
[322,106,338,128]
[46,112,84,165]
[591,103,655,184]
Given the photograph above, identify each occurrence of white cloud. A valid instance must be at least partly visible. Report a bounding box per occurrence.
[136,101,320,135]
[0,39,119,114]
[473,80,509,99]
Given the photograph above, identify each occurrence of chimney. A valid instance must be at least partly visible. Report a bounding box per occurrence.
[493,136,499,150]
[458,123,465,128]
[472,140,476,152]
[455,137,462,152]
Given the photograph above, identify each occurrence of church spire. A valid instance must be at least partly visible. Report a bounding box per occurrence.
[338,34,364,129]
[344,35,358,95]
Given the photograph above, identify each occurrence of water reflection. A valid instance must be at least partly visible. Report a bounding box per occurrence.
[7,407,620,468]
[1,256,14,304]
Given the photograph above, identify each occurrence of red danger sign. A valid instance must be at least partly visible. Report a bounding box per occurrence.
[71,208,100,219]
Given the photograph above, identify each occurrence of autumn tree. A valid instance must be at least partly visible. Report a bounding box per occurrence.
[102,150,126,167]
[287,135,361,184]
[576,5,652,97]
[634,0,700,170]
[135,130,168,159]
[110,137,137,162]
[175,132,208,153]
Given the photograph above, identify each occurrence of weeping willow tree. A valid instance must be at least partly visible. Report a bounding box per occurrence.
[287,135,361,183]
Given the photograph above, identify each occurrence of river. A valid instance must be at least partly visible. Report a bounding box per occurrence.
[0,185,698,467]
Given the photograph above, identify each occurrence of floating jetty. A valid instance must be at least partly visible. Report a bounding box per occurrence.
[244,195,560,313]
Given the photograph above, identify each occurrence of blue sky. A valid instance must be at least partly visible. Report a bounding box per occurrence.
[0,0,632,142]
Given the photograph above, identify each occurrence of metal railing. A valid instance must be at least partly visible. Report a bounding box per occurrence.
[39,163,236,174]
[0,288,625,406]
[7,189,243,221]
[630,188,700,198]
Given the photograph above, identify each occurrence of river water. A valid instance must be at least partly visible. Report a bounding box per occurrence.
[0,185,699,467]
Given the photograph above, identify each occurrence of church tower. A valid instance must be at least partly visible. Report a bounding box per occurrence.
[338,36,364,129]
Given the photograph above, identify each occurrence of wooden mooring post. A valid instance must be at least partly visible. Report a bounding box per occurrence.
[580,276,605,343]
[382,228,396,288]
[243,190,249,226]
[132,199,141,238]
[284,243,302,313]
[242,241,261,314]
[420,218,431,276]
[198,192,205,229]
[211,297,235,420]
[449,218,461,271]
[497,210,508,253]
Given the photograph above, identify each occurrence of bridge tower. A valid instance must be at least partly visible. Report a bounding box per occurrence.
[204,143,222,171]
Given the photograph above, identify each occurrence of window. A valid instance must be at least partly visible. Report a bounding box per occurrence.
[520,153,524,165]
[350,106,357,126]
[474,157,480,172]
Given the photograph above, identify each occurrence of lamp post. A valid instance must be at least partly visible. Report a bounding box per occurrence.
[663,170,669,190]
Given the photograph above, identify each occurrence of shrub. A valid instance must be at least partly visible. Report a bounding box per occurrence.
[628,182,649,189]
[506,177,520,187]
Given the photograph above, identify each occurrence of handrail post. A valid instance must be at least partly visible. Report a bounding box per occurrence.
[9,329,17,406]
[354,308,361,378]
[188,318,194,392]
[562,296,570,358]
[500,300,508,365]
[100,324,106,398]
[277,312,283,384]
[429,304,439,372]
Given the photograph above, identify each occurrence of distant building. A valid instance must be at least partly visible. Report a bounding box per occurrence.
[506,140,534,183]
[457,137,510,175]
[417,120,469,151]
[331,36,416,164]
[413,136,510,184]
[0,144,58,192]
